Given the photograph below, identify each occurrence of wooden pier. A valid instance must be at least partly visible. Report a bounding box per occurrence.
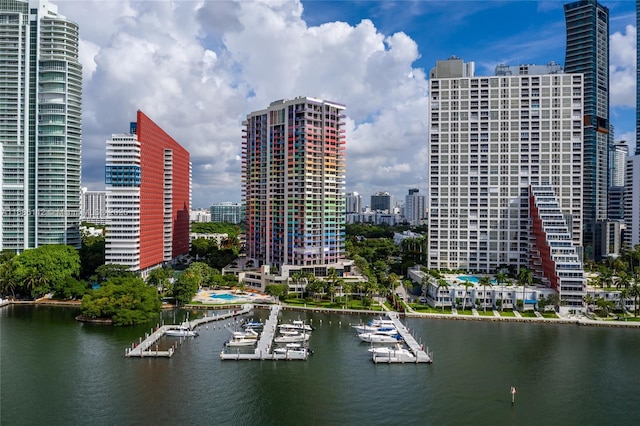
[377,312,432,363]
[126,304,253,358]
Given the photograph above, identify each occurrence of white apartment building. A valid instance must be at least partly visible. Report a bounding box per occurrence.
[80,187,107,225]
[428,58,584,273]
[624,155,640,247]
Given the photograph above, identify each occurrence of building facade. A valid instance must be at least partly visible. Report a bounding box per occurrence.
[0,0,82,250]
[105,111,191,274]
[210,202,244,224]
[80,188,107,225]
[345,191,362,214]
[609,141,628,187]
[405,188,426,226]
[564,0,610,259]
[428,57,584,274]
[242,97,346,271]
[370,192,392,213]
[624,155,640,247]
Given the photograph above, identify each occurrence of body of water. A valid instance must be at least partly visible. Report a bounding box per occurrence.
[2,305,639,425]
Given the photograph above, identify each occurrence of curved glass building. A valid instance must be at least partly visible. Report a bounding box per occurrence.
[0,0,82,250]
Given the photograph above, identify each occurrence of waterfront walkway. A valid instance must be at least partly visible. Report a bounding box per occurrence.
[126,305,253,358]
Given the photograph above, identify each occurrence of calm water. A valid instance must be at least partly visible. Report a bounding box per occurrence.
[2,305,639,425]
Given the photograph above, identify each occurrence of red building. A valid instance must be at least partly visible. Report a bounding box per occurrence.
[106,111,191,273]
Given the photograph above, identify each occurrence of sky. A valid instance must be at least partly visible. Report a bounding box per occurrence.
[56,0,638,208]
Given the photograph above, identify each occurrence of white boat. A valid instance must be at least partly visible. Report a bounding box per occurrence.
[226,334,258,347]
[242,320,264,330]
[165,326,198,337]
[273,346,313,356]
[357,332,403,344]
[352,325,398,335]
[274,333,311,344]
[368,343,411,357]
[352,318,395,333]
[231,328,259,340]
[278,320,313,332]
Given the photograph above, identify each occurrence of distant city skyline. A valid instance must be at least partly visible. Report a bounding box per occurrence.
[47,0,637,207]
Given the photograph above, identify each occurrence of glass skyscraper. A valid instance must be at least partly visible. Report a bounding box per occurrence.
[0,0,82,250]
[564,0,610,259]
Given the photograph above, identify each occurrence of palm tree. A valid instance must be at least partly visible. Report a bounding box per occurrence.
[436,278,449,312]
[619,288,629,320]
[584,294,595,312]
[478,276,492,313]
[496,272,508,312]
[517,267,533,312]
[462,279,474,311]
[629,282,640,317]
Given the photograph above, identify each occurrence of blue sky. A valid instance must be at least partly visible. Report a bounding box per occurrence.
[59,0,637,208]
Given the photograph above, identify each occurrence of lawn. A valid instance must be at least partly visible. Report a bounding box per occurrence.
[477,310,495,316]
[498,310,517,317]
[519,311,538,318]
[283,297,383,311]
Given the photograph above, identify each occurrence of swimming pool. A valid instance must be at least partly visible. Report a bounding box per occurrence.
[210,293,241,301]
[456,276,496,285]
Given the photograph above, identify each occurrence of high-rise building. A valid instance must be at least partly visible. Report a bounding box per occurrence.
[105,111,191,275]
[624,156,640,247]
[370,192,391,213]
[0,0,82,251]
[242,97,346,270]
[428,57,584,274]
[405,188,426,226]
[636,0,640,156]
[564,0,610,259]
[609,141,628,187]
[345,192,362,214]
[210,202,244,224]
[80,188,107,225]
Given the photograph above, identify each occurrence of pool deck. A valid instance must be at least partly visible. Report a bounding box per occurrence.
[193,290,275,305]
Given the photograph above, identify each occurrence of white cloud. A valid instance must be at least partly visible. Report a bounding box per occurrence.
[610,24,636,109]
[62,0,430,207]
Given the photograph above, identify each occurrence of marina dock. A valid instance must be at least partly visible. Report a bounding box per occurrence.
[378,312,432,363]
[220,304,309,361]
[126,304,253,358]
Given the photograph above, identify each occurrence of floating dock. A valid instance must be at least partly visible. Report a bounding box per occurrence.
[220,304,310,361]
[376,312,432,363]
[126,305,253,358]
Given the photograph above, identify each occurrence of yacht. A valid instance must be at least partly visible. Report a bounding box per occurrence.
[165,326,198,337]
[231,329,259,340]
[367,343,411,357]
[273,346,313,356]
[278,320,314,332]
[352,318,396,333]
[226,334,258,347]
[357,332,403,344]
[274,332,311,344]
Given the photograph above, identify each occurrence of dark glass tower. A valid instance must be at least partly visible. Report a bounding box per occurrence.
[564,0,609,259]
[636,1,640,156]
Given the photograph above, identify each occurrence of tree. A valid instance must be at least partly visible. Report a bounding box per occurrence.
[91,263,136,282]
[437,279,449,312]
[584,294,595,312]
[11,245,81,298]
[547,292,560,312]
[147,267,174,296]
[172,271,200,306]
[619,288,629,320]
[517,267,533,312]
[462,279,474,311]
[81,276,161,326]
[496,272,509,312]
[53,277,89,300]
[629,282,640,317]
[478,276,492,312]
[265,284,288,300]
[79,232,105,279]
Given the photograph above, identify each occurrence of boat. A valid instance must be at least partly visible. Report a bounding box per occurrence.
[231,328,259,340]
[357,332,403,344]
[226,334,258,347]
[273,346,313,356]
[352,318,396,333]
[165,326,198,337]
[352,325,398,335]
[273,332,311,344]
[242,320,264,330]
[367,343,412,357]
[278,320,314,332]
